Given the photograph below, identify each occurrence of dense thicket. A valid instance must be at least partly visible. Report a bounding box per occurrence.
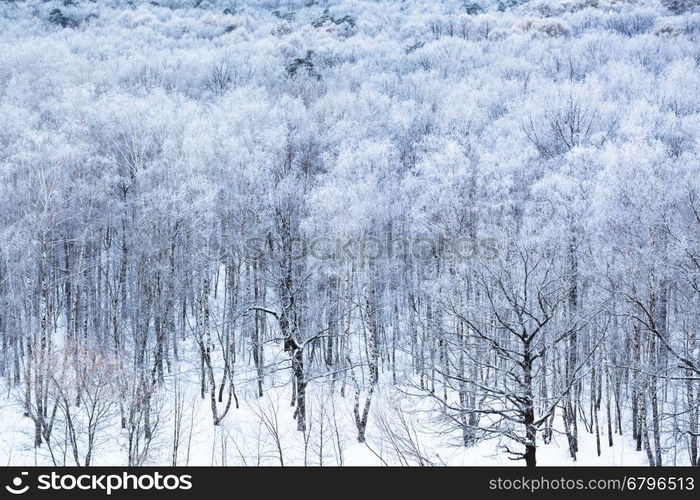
[0,0,699,466]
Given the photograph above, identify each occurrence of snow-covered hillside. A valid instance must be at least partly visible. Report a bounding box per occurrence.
[0,0,698,466]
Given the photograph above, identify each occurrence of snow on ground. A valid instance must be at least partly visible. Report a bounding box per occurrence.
[0,350,656,467]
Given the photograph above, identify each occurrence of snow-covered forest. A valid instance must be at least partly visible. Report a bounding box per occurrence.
[0,0,698,467]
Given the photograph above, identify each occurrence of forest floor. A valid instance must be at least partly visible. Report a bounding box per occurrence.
[0,343,657,466]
